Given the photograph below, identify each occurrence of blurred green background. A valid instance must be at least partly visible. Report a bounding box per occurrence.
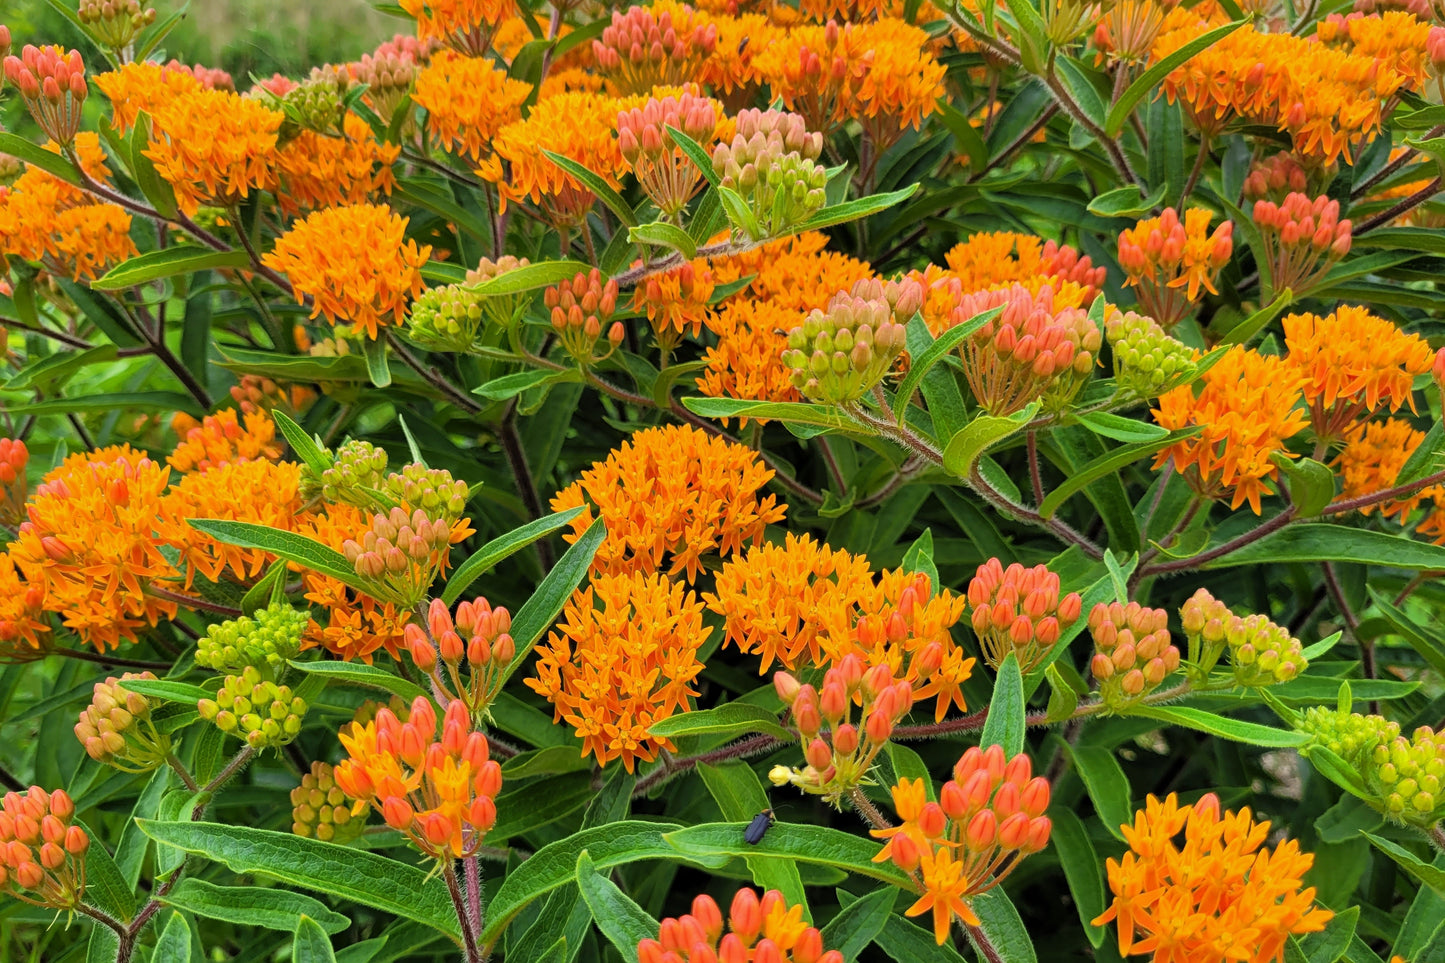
[8,0,398,80]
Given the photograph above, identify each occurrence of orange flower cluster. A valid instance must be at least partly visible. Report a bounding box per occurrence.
[697,299,804,414]
[334,696,502,861]
[3,45,88,146]
[399,0,519,54]
[639,889,844,963]
[262,203,431,340]
[296,503,413,663]
[942,231,1106,304]
[635,260,717,344]
[618,91,720,215]
[143,86,282,215]
[94,60,206,133]
[1282,306,1432,441]
[0,135,136,282]
[1116,207,1233,329]
[272,114,401,216]
[413,50,530,161]
[1252,192,1351,297]
[1093,793,1332,963]
[594,5,719,94]
[710,231,874,313]
[550,424,786,582]
[873,746,1053,943]
[167,408,282,473]
[968,558,1083,672]
[0,787,89,910]
[1153,347,1309,513]
[0,554,48,660]
[1315,11,1432,90]
[164,459,303,587]
[0,439,26,527]
[527,572,708,771]
[403,596,515,715]
[1332,418,1426,520]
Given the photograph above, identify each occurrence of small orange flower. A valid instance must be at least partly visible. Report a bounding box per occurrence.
[527,572,709,772]
[1153,346,1310,514]
[634,260,716,343]
[262,203,431,340]
[1117,207,1233,329]
[942,231,1106,303]
[272,113,401,216]
[550,424,786,582]
[0,787,89,910]
[1332,418,1425,521]
[1093,793,1332,963]
[399,0,520,54]
[161,458,303,587]
[638,889,844,963]
[413,50,530,161]
[167,408,282,474]
[698,299,804,417]
[593,5,719,95]
[93,60,204,133]
[0,552,50,659]
[143,87,282,216]
[295,503,413,663]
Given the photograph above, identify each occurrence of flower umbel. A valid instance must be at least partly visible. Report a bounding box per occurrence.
[0,788,89,910]
[638,888,844,963]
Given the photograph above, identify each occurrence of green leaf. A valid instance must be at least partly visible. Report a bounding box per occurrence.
[151,911,192,963]
[91,248,252,291]
[698,762,807,908]
[75,819,137,923]
[286,661,427,702]
[873,913,969,963]
[1218,289,1292,346]
[1049,809,1107,947]
[892,306,1002,423]
[1299,630,1343,662]
[162,878,350,933]
[819,887,896,960]
[363,335,392,388]
[443,507,586,605]
[136,821,459,936]
[1040,428,1199,519]
[664,125,722,189]
[468,260,595,297]
[1058,743,1133,840]
[117,679,211,705]
[969,888,1037,963]
[5,345,118,391]
[653,360,708,408]
[4,391,205,418]
[680,397,860,432]
[935,100,988,170]
[1301,745,1374,802]
[186,519,369,593]
[795,185,920,233]
[1105,19,1248,136]
[1362,833,1445,894]
[294,916,339,963]
[717,185,763,240]
[1366,589,1445,677]
[1286,906,1358,963]
[1077,411,1171,443]
[239,558,290,615]
[1313,796,1384,845]
[1044,664,1081,723]
[1132,705,1309,747]
[648,703,792,742]
[271,414,333,481]
[1274,457,1336,517]
[1397,419,1444,487]
[942,403,1040,478]
[576,851,659,963]
[629,221,698,260]
[498,518,606,689]
[1086,184,1167,217]
[0,132,81,186]
[980,653,1025,757]
[474,368,582,402]
[900,529,939,594]
[663,823,912,889]
[542,151,638,227]
[130,112,179,219]
[481,821,729,949]
[1205,524,1445,570]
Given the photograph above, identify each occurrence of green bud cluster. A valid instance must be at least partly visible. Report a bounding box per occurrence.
[73,672,170,771]
[1368,726,1445,826]
[407,284,486,352]
[712,109,828,240]
[465,255,534,329]
[274,65,351,139]
[1105,310,1195,399]
[309,439,389,505]
[1178,587,1307,686]
[77,0,157,53]
[198,667,308,750]
[352,50,417,128]
[382,463,469,521]
[195,603,309,676]
[291,761,366,843]
[782,278,919,404]
[1297,706,1400,770]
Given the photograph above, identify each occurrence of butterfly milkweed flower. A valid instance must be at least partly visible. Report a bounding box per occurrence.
[635,260,716,350]
[167,409,282,474]
[3,45,88,146]
[1251,192,1351,298]
[551,424,786,582]
[1331,418,1427,521]
[711,231,875,314]
[1117,207,1233,330]
[143,86,282,216]
[272,114,401,216]
[698,299,805,418]
[295,503,414,663]
[1088,601,1180,709]
[262,203,431,341]
[638,889,844,963]
[161,458,303,588]
[873,746,1053,943]
[1093,793,1332,963]
[413,50,530,162]
[527,572,708,772]
[9,447,183,651]
[618,91,720,217]
[403,596,515,716]
[1152,346,1309,514]
[93,60,205,132]
[0,787,89,910]
[942,231,1106,306]
[969,558,1083,673]
[0,554,49,660]
[593,5,719,95]
[335,696,502,861]
[1281,306,1432,443]
[400,0,519,54]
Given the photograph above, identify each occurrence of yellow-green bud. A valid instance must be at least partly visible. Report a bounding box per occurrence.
[195,603,309,676]
[291,762,367,843]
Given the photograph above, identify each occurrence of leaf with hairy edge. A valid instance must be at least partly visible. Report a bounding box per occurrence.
[151,911,192,963]
[1086,184,1167,217]
[1057,742,1133,841]
[663,823,913,888]
[872,913,969,963]
[542,151,638,227]
[497,518,606,690]
[942,403,1040,479]
[576,851,660,963]
[717,185,763,240]
[286,661,427,702]
[0,132,82,186]
[648,704,791,742]
[681,397,861,431]
[1049,809,1108,946]
[698,762,807,908]
[135,821,459,936]
[469,260,596,297]
[481,821,729,949]
[892,306,1002,422]
[819,887,896,960]
[795,185,920,233]
[187,519,368,592]
[1039,429,1200,519]
[75,819,137,923]
[116,679,211,705]
[1273,456,1336,517]
[91,248,252,291]
[443,507,587,604]
[1077,411,1171,444]
[1105,19,1248,135]
[630,222,698,260]
[294,916,339,963]
[1285,906,1358,963]
[969,888,1037,963]
[272,410,333,475]
[162,879,350,933]
[1132,705,1309,747]
[1362,833,1445,894]
[474,368,582,402]
[1204,524,1445,570]
[664,125,722,188]
[980,653,1025,757]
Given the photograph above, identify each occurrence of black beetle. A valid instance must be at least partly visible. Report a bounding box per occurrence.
[744,808,775,845]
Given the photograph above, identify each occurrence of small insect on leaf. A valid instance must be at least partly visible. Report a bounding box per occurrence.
[744,808,774,845]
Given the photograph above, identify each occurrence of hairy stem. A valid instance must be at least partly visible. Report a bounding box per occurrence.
[444,860,485,963]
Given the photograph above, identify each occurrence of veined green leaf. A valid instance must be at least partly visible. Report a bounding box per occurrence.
[681,397,862,431]
[664,823,912,889]
[892,306,1001,423]
[186,519,368,593]
[542,151,638,227]
[286,661,427,702]
[697,762,807,908]
[942,403,1039,479]
[468,260,595,297]
[498,519,606,690]
[0,132,81,186]
[664,125,722,189]
[271,410,333,475]
[795,185,920,233]
[92,248,252,291]
[294,917,339,963]
[648,703,792,742]
[162,879,350,934]
[1132,704,1309,747]
[980,653,1025,757]
[1362,833,1445,894]
[575,851,660,963]
[151,911,192,963]
[1105,19,1248,136]
[1040,427,1199,519]
[1049,809,1108,947]
[443,507,586,605]
[629,222,698,260]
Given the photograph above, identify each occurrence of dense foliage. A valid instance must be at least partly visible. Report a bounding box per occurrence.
[1,0,1444,961]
